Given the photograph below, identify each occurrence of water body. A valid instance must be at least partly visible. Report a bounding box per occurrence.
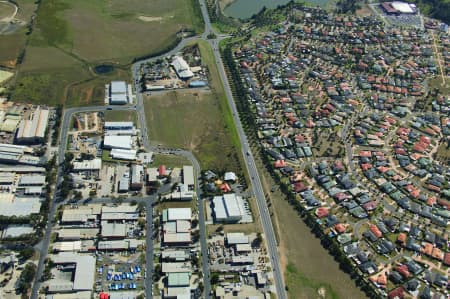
[224,0,332,19]
[94,64,114,74]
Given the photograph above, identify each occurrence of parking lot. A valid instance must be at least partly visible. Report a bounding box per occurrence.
[95,253,145,293]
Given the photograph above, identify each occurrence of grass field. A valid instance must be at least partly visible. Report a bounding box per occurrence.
[9,0,203,107]
[0,1,37,67]
[0,70,14,84]
[104,110,138,124]
[151,154,192,169]
[144,89,240,171]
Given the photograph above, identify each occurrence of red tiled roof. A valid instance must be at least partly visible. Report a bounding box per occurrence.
[315,207,329,218]
[370,224,382,238]
[388,287,404,299]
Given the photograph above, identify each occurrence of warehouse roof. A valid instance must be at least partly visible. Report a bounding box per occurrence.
[16,107,49,140]
[171,56,194,79]
[167,272,190,287]
[110,81,127,94]
[213,193,245,221]
[51,253,96,291]
[0,173,14,184]
[73,159,102,171]
[162,262,192,273]
[101,222,127,238]
[182,165,194,186]
[104,135,132,150]
[18,174,45,186]
[110,148,137,160]
[391,1,415,13]
[166,208,192,221]
[102,205,137,214]
[164,232,191,244]
[161,250,190,261]
[0,195,41,217]
[0,166,45,173]
[226,232,249,245]
[131,164,144,184]
[58,228,99,240]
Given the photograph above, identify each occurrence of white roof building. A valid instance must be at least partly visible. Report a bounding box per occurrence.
[182,165,194,187]
[101,222,127,238]
[391,1,415,13]
[171,56,194,79]
[224,171,237,182]
[18,174,45,186]
[226,232,249,245]
[103,135,132,150]
[15,107,49,144]
[166,208,192,221]
[50,253,96,291]
[110,148,137,160]
[213,193,246,223]
[73,159,102,172]
[109,81,129,105]
[0,194,41,217]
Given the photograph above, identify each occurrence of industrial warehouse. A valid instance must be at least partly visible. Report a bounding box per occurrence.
[106,81,133,105]
[212,193,253,223]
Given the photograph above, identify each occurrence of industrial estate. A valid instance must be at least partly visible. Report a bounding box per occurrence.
[0,0,448,299]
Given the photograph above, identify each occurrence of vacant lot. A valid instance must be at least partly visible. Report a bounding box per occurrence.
[144,90,240,172]
[104,110,138,124]
[10,0,203,106]
[152,154,192,169]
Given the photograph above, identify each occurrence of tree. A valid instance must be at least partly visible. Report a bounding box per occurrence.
[211,272,219,284]
[18,248,34,261]
[17,263,36,294]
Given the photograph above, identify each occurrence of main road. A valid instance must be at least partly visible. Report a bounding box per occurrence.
[197,0,288,298]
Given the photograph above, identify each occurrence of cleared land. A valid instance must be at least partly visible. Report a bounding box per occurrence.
[144,90,240,171]
[104,110,138,124]
[10,0,203,106]
[151,154,192,169]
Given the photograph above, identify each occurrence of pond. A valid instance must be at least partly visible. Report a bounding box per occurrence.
[94,64,114,74]
[224,0,333,19]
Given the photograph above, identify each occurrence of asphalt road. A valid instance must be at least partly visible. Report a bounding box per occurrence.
[197,0,287,297]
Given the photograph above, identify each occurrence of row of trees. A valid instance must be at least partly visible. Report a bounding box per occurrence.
[222,41,380,298]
